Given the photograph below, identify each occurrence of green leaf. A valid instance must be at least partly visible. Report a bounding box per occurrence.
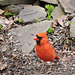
[13,14,17,17]
[47,27,54,34]
[47,14,52,20]
[39,20,42,23]
[19,18,22,23]
[45,4,55,20]
[55,37,57,41]
[72,37,74,40]
[5,11,12,18]
[69,22,71,25]
[45,4,50,10]
[0,25,2,29]
[35,17,38,21]
[66,40,69,44]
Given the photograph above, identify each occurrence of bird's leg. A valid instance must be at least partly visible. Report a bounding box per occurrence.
[49,63,52,72]
[46,62,52,74]
[41,62,45,72]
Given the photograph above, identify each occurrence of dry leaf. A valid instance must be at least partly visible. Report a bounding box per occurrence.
[52,24,56,28]
[52,19,57,25]
[64,44,68,50]
[61,15,67,20]
[0,34,4,41]
[0,9,5,15]
[58,17,64,26]
[0,62,7,70]
[60,57,70,61]
[14,17,19,22]
[65,21,70,27]
[58,15,68,27]
[3,57,8,60]
[0,34,5,44]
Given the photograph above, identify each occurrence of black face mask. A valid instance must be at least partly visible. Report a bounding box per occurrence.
[36,35,43,45]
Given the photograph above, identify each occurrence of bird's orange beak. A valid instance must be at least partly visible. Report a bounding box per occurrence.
[33,37,39,41]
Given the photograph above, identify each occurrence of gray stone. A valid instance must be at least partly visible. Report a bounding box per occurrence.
[19,5,47,23]
[59,0,75,13]
[0,0,36,6]
[10,20,52,54]
[51,4,65,19]
[40,0,58,4]
[70,0,75,11]
[70,17,75,37]
[3,4,25,14]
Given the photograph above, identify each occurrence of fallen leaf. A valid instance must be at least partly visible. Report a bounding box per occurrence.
[0,9,5,15]
[0,62,7,70]
[65,21,70,27]
[61,15,67,20]
[0,34,4,41]
[58,17,64,26]
[64,44,68,50]
[58,15,68,27]
[0,34,5,44]
[14,17,19,22]
[60,57,70,61]
[52,19,57,25]
[52,24,56,28]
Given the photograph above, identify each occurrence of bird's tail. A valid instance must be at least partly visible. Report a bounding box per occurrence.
[55,55,60,59]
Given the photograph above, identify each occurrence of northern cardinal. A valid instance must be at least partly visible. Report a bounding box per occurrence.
[33,32,60,71]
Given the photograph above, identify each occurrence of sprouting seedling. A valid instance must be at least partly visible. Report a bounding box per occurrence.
[66,39,69,45]
[72,37,74,41]
[35,17,42,23]
[69,22,71,25]
[13,14,17,17]
[47,27,54,34]
[5,11,12,18]
[47,14,52,20]
[19,18,22,23]
[0,25,2,29]
[35,17,38,21]
[55,37,57,41]
[39,20,42,23]
[45,4,55,20]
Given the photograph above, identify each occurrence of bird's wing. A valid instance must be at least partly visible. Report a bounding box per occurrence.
[43,43,56,58]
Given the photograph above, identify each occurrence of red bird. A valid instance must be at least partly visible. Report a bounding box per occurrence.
[33,32,59,70]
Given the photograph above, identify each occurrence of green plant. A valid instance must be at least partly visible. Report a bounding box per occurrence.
[66,39,69,45]
[35,17,42,23]
[69,22,71,25]
[5,11,12,18]
[55,37,57,41]
[45,5,55,20]
[45,5,55,13]
[72,37,74,40]
[35,17,38,21]
[19,18,22,23]
[13,14,17,17]
[0,25,2,29]
[47,27,54,34]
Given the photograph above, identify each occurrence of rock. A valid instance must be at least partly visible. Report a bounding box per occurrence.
[70,17,75,37]
[70,0,75,11]
[51,4,65,19]
[10,20,52,54]
[19,5,47,23]
[40,0,58,4]
[0,0,36,6]
[59,0,75,13]
[3,4,25,14]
